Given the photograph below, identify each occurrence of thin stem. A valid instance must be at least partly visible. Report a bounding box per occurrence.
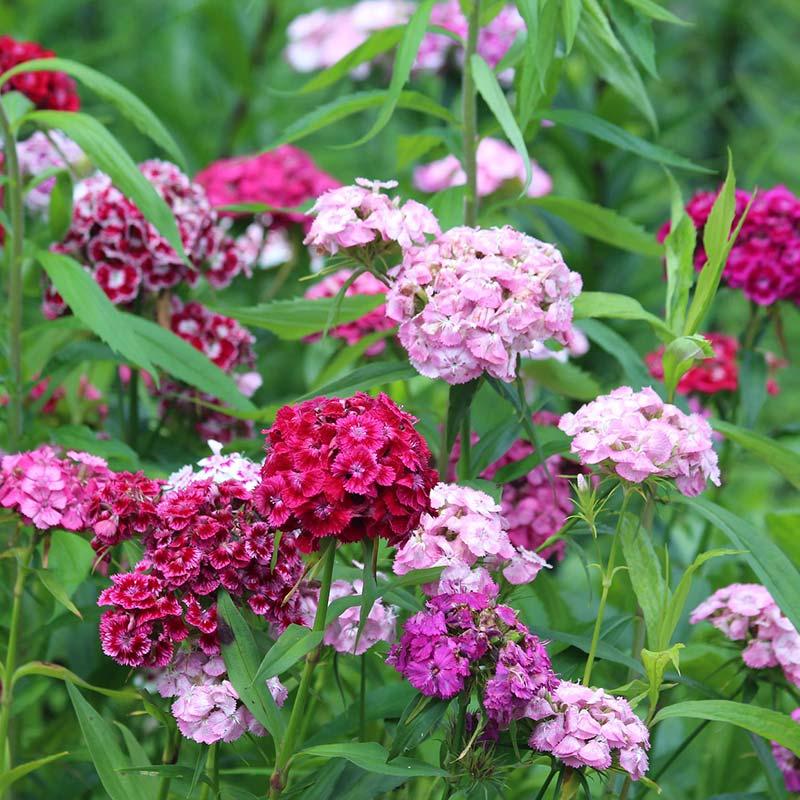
[0,534,36,777]
[269,538,337,798]
[582,489,632,686]
[156,726,181,800]
[534,768,557,800]
[461,0,481,228]
[198,742,218,800]
[359,653,367,741]
[126,367,140,449]
[557,767,581,800]
[457,410,471,481]
[652,719,710,781]
[438,391,450,480]
[0,101,26,451]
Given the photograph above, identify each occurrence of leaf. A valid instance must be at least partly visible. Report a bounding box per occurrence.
[663,171,697,333]
[622,0,690,25]
[641,645,683,711]
[20,316,86,381]
[218,592,287,740]
[471,418,523,477]
[523,359,601,400]
[526,195,663,256]
[12,661,139,700]
[46,529,95,598]
[661,334,713,400]
[51,425,140,472]
[66,683,150,800]
[711,419,800,490]
[217,296,385,340]
[0,752,68,794]
[389,695,451,760]
[428,185,466,231]
[445,379,483,460]
[561,0,583,52]
[533,108,710,172]
[516,0,560,127]
[36,569,83,618]
[1,90,33,126]
[608,0,658,79]
[653,701,800,755]
[350,0,436,146]
[298,742,447,778]
[489,425,570,483]
[37,251,155,375]
[297,362,418,401]
[536,625,644,674]
[737,350,768,429]
[0,57,185,166]
[621,514,664,649]
[678,497,800,634]
[765,511,800,566]
[26,111,185,260]
[48,169,73,241]
[576,320,650,388]
[254,625,324,683]
[470,53,532,192]
[572,291,673,339]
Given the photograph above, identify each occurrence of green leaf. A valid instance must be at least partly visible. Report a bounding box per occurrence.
[0,57,185,166]
[298,742,446,778]
[471,418,524,477]
[678,497,800,634]
[533,108,710,172]
[350,0,436,146]
[536,626,644,674]
[576,319,650,388]
[470,53,532,192]
[663,171,697,333]
[50,425,140,472]
[46,529,95,598]
[445,379,483,459]
[48,169,73,242]
[653,701,800,755]
[561,0,583,52]
[523,359,601,400]
[622,0,690,25]
[641,644,683,711]
[661,334,713,400]
[37,251,155,375]
[516,0,560,127]
[526,195,662,256]
[489,425,569,483]
[218,592,287,740]
[0,90,33,127]
[572,291,673,339]
[765,511,800,565]
[36,569,82,618]
[621,514,664,649]
[254,625,324,683]
[12,661,139,700]
[608,0,658,79]
[297,362,418,401]
[737,350,767,429]
[428,185,466,231]
[66,683,150,800]
[0,752,68,794]
[26,111,185,261]
[389,695,451,760]
[711,419,800,490]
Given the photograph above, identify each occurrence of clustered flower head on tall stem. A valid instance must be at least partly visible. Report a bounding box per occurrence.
[254,392,438,552]
[527,681,651,780]
[385,225,582,384]
[690,583,800,686]
[771,709,800,792]
[558,385,721,496]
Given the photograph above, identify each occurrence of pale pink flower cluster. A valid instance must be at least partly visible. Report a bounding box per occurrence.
[690,583,800,686]
[14,130,84,212]
[304,178,440,256]
[528,681,651,781]
[392,483,549,589]
[772,709,800,793]
[414,138,552,199]
[166,440,262,492]
[300,579,397,656]
[155,650,287,744]
[386,226,582,384]
[558,386,721,496]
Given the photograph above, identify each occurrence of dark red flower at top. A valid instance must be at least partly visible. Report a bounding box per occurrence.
[0,36,80,111]
[195,146,340,230]
[255,393,437,551]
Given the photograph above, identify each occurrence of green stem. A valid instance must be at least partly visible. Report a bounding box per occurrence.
[198,742,218,800]
[457,410,471,481]
[438,393,450,480]
[462,0,481,228]
[582,489,632,686]
[0,534,36,779]
[156,726,181,800]
[126,368,139,449]
[557,767,581,800]
[359,653,367,741]
[269,538,337,798]
[0,102,26,451]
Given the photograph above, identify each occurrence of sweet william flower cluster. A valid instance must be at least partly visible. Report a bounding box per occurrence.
[771,709,800,792]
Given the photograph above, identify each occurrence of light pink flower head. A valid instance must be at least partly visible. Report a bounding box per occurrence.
[15,130,84,212]
[166,440,262,492]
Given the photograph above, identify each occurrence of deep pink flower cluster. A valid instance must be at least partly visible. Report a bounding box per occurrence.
[558,386,721,496]
[690,583,800,686]
[155,650,287,744]
[0,446,109,531]
[99,462,304,669]
[388,584,557,729]
[304,178,440,256]
[386,226,582,384]
[304,269,393,356]
[255,393,437,551]
[772,709,800,793]
[659,186,800,306]
[413,138,552,199]
[392,482,549,588]
[0,35,80,111]
[646,333,783,397]
[528,682,650,781]
[195,146,339,231]
[44,160,248,318]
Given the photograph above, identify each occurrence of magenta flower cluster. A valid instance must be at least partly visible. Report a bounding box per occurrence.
[690,583,800,686]
[558,386,721,496]
[386,225,582,384]
[771,709,800,793]
[528,682,651,781]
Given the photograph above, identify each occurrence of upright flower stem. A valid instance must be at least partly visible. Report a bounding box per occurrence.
[582,489,632,686]
[126,367,140,449]
[0,533,36,776]
[359,653,367,741]
[0,102,26,452]
[269,538,337,799]
[557,767,581,800]
[198,742,218,800]
[156,726,181,800]
[462,0,481,228]
[458,412,472,480]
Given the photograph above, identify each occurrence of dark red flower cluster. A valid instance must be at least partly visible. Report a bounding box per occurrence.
[0,35,80,111]
[195,146,340,230]
[44,161,249,318]
[255,393,437,552]
[659,186,800,306]
[99,477,304,668]
[646,332,783,396]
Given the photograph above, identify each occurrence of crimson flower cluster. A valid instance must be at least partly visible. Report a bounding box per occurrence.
[99,475,304,668]
[254,393,437,552]
[0,35,80,111]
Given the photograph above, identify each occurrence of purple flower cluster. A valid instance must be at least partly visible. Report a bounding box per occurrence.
[386,226,582,384]
[690,583,800,686]
[558,386,720,496]
[771,709,800,793]
[528,682,650,781]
